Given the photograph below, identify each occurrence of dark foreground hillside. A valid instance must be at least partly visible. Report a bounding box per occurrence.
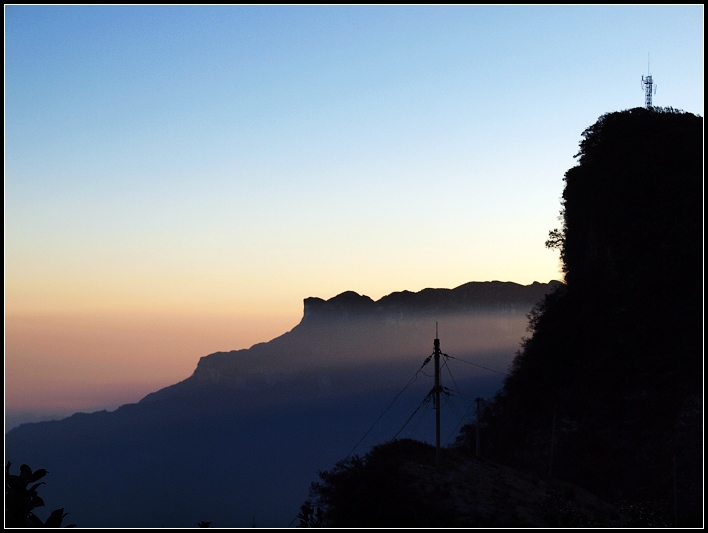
[302,438,650,527]
[474,107,703,526]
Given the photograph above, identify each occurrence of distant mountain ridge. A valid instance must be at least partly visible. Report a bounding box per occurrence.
[141,280,560,405]
[302,280,562,322]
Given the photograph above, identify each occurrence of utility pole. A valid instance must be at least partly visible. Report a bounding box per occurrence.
[475,397,482,458]
[433,323,442,468]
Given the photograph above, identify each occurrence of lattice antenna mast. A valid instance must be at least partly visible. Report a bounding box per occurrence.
[641,53,657,109]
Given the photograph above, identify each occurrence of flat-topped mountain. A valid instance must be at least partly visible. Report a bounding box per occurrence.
[141,280,560,405]
[6,280,559,527]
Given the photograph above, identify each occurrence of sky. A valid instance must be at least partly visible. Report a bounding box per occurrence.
[4,5,704,427]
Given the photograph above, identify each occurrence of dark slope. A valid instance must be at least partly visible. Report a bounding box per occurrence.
[5,280,557,527]
[476,108,703,526]
[304,439,624,527]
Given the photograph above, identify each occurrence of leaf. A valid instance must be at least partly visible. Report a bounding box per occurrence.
[30,495,46,509]
[28,481,46,493]
[6,475,21,490]
[44,508,68,527]
[19,464,32,480]
[28,468,48,483]
[26,513,45,527]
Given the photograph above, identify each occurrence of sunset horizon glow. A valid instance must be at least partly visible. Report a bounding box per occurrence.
[5,5,703,430]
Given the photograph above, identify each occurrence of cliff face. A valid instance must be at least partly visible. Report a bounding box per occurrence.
[481,108,703,525]
[140,280,560,404]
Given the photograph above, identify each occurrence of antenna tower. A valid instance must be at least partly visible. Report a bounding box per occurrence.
[641,54,657,109]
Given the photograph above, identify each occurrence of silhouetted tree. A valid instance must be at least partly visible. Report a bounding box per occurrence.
[297,501,323,527]
[5,462,75,527]
[303,439,452,527]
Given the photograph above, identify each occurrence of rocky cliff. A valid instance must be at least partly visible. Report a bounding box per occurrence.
[141,280,561,403]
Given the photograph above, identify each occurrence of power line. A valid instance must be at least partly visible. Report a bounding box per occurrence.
[444,354,509,376]
[346,352,506,460]
[390,393,433,441]
[445,398,477,446]
[344,356,432,460]
[441,353,491,446]
[291,340,508,526]
[408,397,432,439]
[442,354,464,399]
[443,359,489,404]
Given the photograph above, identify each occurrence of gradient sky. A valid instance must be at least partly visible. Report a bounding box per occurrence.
[5,5,704,425]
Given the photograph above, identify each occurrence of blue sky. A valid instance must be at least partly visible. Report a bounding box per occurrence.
[4,5,704,421]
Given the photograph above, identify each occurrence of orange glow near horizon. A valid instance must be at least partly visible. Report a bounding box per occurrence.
[4,311,300,413]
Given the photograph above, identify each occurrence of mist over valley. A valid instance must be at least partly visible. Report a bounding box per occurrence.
[5,280,559,527]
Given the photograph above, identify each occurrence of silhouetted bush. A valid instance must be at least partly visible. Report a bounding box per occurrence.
[304,439,453,527]
[5,462,75,527]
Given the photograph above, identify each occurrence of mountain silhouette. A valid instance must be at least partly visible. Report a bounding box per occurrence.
[5,280,558,527]
[467,107,703,526]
